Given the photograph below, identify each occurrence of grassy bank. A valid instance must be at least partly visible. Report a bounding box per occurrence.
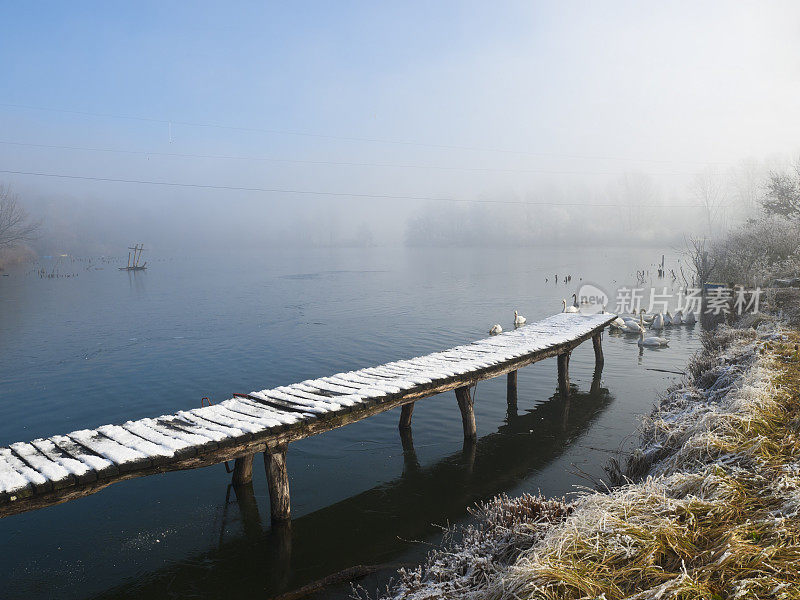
[371,315,800,600]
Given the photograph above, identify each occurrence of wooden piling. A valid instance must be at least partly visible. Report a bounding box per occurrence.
[231,454,254,486]
[507,370,518,411]
[455,386,477,441]
[264,445,290,523]
[399,402,414,430]
[557,352,570,397]
[592,332,604,367]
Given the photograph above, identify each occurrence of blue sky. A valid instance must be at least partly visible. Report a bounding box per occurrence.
[2,2,800,248]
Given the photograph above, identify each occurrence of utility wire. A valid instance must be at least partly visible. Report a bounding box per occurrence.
[0,139,693,177]
[0,101,733,166]
[0,168,701,208]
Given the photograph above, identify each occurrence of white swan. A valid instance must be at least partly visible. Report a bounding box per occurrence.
[638,317,668,346]
[562,299,579,313]
[684,311,696,325]
[651,312,664,330]
[672,310,683,326]
[489,324,502,335]
[514,311,526,326]
[639,330,669,347]
[609,315,627,329]
[619,318,644,334]
[664,311,672,326]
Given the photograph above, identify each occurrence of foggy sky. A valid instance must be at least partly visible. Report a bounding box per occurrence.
[1,1,799,252]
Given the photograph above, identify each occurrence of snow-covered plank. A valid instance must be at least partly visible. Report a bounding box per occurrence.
[275,385,344,409]
[30,438,96,484]
[121,419,200,460]
[68,429,151,472]
[10,442,74,490]
[218,398,289,428]
[367,365,433,385]
[183,408,256,439]
[252,389,332,415]
[50,434,118,478]
[224,397,302,425]
[329,374,404,395]
[303,380,376,403]
[97,424,175,466]
[167,413,232,444]
[246,391,320,417]
[0,447,51,494]
[0,448,35,499]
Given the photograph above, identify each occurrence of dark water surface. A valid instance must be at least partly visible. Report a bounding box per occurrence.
[0,246,700,599]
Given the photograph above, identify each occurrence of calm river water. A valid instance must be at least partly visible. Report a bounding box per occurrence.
[0,246,700,599]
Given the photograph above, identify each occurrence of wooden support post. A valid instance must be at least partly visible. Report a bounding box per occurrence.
[592,332,604,367]
[231,453,254,486]
[399,402,414,430]
[264,445,290,523]
[557,352,570,398]
[507,370,518,411]
[591,363,603,395]
[462,438,476,477]
[455,386,477,441]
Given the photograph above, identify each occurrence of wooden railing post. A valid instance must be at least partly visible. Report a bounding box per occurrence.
[399,402,414,430]
[455,386,477,441]
[264,444,290,523]
[231,453,254,486]
[557,352,570,398]
[592,332,604,367]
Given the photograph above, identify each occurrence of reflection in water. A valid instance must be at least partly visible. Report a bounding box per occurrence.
[93,370,611,600]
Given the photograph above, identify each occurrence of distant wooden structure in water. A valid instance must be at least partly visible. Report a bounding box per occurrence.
[0,312,613,522]
[119,243,146,271]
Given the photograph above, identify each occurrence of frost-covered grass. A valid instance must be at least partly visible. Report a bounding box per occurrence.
[374,320,800,600]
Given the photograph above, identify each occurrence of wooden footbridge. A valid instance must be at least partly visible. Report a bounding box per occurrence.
[0,312,613,522]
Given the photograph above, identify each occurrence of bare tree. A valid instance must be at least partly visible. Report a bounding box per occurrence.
[0,184,40,250]
[691,169,725,236]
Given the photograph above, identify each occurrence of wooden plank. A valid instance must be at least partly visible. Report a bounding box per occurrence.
[0,449,35,500]
[122,420,199,460]
[50,435,118,478]
[30,438,97,484]
[176,410,250,445]
[10,442,74,491]
[245,391,320,417]
[67,429,151,473]
[0,448,51,494]
[148,416,220,452]
[96,424,175,466]
[261,388,342,413]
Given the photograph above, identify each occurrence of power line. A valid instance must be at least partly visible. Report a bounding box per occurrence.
[0,139,693,177]
[0,168,701,208]
[0,101,733,166]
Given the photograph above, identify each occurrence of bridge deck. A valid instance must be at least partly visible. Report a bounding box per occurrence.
[0,312,614,518]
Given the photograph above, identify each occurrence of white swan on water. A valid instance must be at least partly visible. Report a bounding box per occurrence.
[672,310,683,326]
[619,318,644,334]
[664,311,673,326]
[684,311,697,325]
[514,311,526,326]
[651,312,664,330]
[562,298,579,313]
[489,324,503,335]
[638,317,669,346]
